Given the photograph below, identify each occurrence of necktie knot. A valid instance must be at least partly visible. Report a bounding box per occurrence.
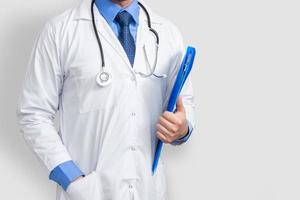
[115,11,133,27]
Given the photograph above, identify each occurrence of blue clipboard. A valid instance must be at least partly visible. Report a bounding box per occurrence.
[152,46,196,174]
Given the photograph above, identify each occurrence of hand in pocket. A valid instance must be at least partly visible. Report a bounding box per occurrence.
[66,171,99,200]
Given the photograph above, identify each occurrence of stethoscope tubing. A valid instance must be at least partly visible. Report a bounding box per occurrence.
[90,0,159,69]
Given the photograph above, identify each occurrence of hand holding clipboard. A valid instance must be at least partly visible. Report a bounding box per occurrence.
[152,46,196,174]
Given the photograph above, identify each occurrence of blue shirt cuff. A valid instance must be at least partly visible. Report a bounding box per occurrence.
[49,160,85,191]
[171,120,193,145]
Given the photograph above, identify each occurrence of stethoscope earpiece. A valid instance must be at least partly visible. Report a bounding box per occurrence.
[161,74,167,78]
[153,73,167,79]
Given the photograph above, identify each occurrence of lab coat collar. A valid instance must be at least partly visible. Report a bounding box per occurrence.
[95,0,140,26]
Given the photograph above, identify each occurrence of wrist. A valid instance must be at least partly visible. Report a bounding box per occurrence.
[49,160,85,191]
[73,175,84,182]
[179,123,189,139]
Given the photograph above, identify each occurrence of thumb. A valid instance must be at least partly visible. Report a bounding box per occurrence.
[175,96,185,113]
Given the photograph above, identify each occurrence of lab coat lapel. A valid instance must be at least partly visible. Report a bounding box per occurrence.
[92,5,133,71]
[134,12,157,75]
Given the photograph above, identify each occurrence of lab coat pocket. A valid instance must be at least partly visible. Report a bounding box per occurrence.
[67,171,100,200]
[75,73,115,113]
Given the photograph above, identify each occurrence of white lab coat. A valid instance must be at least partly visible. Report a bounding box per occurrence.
[17,0,195,199]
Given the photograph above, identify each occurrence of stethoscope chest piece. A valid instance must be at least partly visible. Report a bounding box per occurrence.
[96,69,112,87]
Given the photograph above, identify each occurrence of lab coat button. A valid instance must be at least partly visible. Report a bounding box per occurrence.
[130,146,136,151]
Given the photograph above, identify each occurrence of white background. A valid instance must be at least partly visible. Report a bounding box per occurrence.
[0,0,300,199]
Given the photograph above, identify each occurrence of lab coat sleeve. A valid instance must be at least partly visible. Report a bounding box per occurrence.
[164,23,196,145]
[16,22,74,172]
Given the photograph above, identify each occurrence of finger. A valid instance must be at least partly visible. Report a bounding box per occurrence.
[175,96,185,113]
[156,123,175,138]
[158,116,179,133]
[162,111,180,125]
[156,131,172,144]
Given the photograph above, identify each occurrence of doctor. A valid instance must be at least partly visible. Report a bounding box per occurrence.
[17,0,195,199]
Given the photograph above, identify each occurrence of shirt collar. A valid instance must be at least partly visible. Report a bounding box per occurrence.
[95,0,140,26]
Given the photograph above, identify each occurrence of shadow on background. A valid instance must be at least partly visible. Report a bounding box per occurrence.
[0,10,61,199]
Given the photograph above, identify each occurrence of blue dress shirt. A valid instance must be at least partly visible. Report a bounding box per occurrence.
[95,0,140,41]
[49,160,84,190]
[49,0,193,190]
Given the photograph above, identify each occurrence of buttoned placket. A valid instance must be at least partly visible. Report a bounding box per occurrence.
[127,75,139,196]
[121,11,151,197]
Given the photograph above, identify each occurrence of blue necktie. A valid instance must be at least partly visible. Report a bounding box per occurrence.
[115,11,136,66]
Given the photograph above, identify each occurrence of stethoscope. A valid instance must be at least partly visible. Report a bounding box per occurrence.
[91,0,167,87]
